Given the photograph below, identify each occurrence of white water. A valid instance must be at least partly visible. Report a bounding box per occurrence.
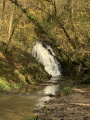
[32,42,61,77]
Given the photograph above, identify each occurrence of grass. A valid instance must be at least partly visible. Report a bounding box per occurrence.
[0,76,25,92]
[0,77,10,91]
[63,87,74,95]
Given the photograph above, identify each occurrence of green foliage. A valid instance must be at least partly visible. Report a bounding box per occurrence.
[0,77,10,91]
[0,0,90,92]
[82,74,90,84]
[58,85,74,95]
[63,87,74,95]
[41,106,47,112]
[9,83,19,90]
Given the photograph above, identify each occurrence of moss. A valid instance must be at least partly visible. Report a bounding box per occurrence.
[0,77,11,91]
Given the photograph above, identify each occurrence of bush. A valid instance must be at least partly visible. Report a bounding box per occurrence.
[63,87,74,95]
[82,74,90,84]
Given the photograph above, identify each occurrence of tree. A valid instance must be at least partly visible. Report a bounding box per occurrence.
[6,4,16,51]
[1,0,89,73]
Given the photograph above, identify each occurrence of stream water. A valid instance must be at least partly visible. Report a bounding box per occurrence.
[0,42,62,120]
[0,77,61,120]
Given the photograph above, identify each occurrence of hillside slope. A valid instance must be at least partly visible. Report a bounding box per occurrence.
[0,41,49,92]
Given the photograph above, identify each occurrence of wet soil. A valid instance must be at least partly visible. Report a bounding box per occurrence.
[36,88,90,120]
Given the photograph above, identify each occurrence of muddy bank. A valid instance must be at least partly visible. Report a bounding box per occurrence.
[35,88,90,120]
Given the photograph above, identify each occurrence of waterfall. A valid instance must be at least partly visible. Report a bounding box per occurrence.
[32,42,61,77]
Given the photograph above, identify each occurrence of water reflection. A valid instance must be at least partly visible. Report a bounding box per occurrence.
[36,77,60,107]
[43,84,59,95]
[0,77,60,120]
[0,94,37,120]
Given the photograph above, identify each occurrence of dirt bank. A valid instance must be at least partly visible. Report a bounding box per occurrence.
[36,88,90,120]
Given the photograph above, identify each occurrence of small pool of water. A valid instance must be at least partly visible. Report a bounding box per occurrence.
[0,77,61,120]
[0,94,37,120]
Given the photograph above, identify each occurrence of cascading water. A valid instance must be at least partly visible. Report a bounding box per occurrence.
[32,42,61,77]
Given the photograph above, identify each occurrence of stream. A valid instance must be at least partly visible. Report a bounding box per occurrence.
[0,41,62,120]
[0,77,60,120]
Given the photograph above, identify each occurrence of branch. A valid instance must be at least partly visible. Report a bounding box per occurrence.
[9,0,57,42]
[52,0,76,49]
[9,0,45,33]
[56,19,76,49]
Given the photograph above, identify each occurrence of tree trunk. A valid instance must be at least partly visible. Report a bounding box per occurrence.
[0,0,6,30]
[9,0,76,49]
[70,0,78,47]
[39,2,42,20]
[2,0,6,19]
[6,4,16,51]
[53,0,76,49]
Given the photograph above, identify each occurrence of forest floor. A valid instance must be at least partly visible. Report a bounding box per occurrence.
[36,86,90,120]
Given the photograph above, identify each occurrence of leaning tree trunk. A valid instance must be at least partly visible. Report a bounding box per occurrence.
[53,0,76,49]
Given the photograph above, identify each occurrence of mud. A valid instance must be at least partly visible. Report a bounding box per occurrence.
[36,89,90,120]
